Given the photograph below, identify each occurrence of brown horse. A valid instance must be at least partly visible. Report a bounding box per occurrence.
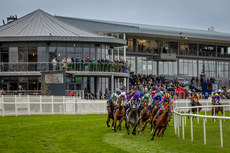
[113,98,126,132]
[151,102,173,141]
[106,99,115,128]
[150,100,160,131]
[138,99,150,135]
[187,99,202,118]
[211,99,223,117]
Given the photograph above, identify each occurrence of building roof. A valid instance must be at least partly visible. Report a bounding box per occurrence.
[56,16,230,43]
[0,9,125,46]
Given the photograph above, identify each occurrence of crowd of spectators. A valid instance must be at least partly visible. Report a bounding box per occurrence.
[52,56,130,72]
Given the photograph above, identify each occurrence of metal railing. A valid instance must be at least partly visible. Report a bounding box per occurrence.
[0,62,130,73]
[173,100,230,148]
[0,95,107,116]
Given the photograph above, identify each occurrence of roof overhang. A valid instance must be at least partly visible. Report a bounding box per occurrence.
[0,36,126,47]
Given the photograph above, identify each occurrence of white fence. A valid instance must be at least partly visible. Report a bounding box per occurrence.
[0,95,107,116]
[173,104,230,148]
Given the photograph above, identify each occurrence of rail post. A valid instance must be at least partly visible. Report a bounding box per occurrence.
[174,113,177,134]
[2,95,4,117]
[51,96,54,114]
[15,95,17,117]
[197,107,199,124]
[203,118,206,145]
[191,117,193,142]
[220,119,223,148]
[177,115,180,137]
[214,106,216,122]
[182,116,185,139]
[28,95,30,115]
[40,95,42,114]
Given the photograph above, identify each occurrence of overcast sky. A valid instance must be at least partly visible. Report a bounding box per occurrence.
[0,0,230,33]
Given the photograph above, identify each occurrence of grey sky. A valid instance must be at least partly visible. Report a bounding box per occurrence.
[0,0,230,33]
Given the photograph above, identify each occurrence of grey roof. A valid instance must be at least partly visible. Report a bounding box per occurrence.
[56,16,230,43]
[0,9,125,46]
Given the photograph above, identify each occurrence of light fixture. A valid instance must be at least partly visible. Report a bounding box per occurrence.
[32,53,35,56]
[58,54,61,56]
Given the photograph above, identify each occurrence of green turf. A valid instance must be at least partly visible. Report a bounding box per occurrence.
[0,112,229,153]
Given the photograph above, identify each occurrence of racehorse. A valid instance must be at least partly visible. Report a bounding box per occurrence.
[106,99,115,128]
[151,102,173,141]
[150,100,160,131]
[126,98,139,135]
[187,99,202,118]
[113,98,126,132]
[138,99,150,135]
[211,99,223,117]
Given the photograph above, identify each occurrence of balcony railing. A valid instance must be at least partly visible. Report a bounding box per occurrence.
[0,62,130,73]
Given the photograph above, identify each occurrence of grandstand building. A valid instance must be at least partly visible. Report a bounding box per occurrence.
[0,9,230,95]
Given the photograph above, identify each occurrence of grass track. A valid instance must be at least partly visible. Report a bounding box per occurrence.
[0,112,229,153]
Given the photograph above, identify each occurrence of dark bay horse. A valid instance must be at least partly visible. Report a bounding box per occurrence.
[150,100,160,131]
[126,99,139,135]
[106,99,115,128]
[212,99,223,117]
[113,98,126,132]
[187,99,202,118]
[151,102,173,141]
[138,99,150,135]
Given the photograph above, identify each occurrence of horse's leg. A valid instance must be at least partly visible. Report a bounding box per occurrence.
[117,116,124,131]
[157,127,166,141]
[138,117,143,134]
[113,115,117,132]
[111,118,114,130]
[106,114,110,127]
[142,119,149,136]
[151,126,158,140]
[132,123,138,135]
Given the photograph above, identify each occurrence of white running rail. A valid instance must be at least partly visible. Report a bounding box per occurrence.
[173,104,230,148]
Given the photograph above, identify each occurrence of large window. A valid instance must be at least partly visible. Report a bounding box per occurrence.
[137,39,157,53]
[179,59,197,76]
[0,47,9,62]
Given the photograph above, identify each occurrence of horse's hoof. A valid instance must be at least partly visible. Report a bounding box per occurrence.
[119,128,121,131]
[107,125,110,127]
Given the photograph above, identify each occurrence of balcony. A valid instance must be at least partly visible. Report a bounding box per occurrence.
[0,62,130,73]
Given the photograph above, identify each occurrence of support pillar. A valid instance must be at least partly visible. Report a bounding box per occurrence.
[126,77,129,93]
[117,34,119,59]
[123,33,126,61]
[111,74,114,94]
[96,77,101,99]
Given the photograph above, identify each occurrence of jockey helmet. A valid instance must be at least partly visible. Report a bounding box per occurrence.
[152,91,156,94]
[111,93,118,99]
[120,92,126,97]
[165,93,170,99]
[134,93,139,99]
[215,93,219,96]
[156,93,161,97]
[140,92,144,97]
[143,94,149,100]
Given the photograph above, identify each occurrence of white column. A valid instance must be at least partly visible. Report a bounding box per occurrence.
[123,33,126,61]
[40,95,42,114]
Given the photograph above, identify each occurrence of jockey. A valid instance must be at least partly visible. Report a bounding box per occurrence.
[127,93,141,116]
[213,93,221,105]
[141,93,152,105]
[154,93,171,121]
[192,93,200,106]
[153,93,162,104]
[119,92,129,111]
[151,91,156,99]
[110,93,118,105]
